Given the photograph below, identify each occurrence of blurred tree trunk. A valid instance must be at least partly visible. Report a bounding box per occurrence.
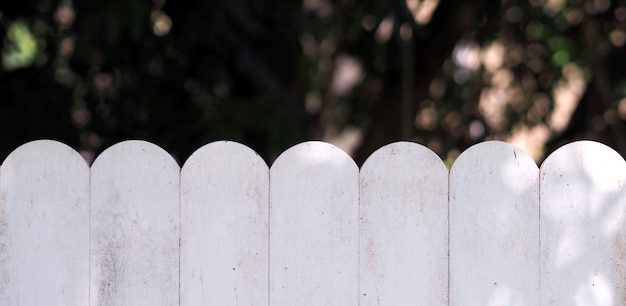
[546,14,626,160]
[355,0,499,164]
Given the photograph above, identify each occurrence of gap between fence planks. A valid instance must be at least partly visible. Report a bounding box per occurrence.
[0,139,625,305]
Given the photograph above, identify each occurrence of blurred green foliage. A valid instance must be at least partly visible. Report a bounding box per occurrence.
[1,0,625,164]
[2,20,39,70]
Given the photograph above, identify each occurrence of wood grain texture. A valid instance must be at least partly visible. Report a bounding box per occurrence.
[180,141,269,305]
[359,141,448,305]
[269,141,359,305]
[540,140,626,305]
[449,141,539,306]
[0,140,89,305]
[90,140,180,306]
[2,139,626,305]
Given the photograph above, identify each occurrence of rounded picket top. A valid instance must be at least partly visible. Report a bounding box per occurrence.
[540,140,626,187]
[2,139,88,170]
[359,141,448,305]
[182,140,268,170]
[451,140,538,176]
[449,141,540,305]
[0,139,89,305]
[269,141,359,305]
[91,139,179,170]
[361,140,447,173]
[539,140,626,305]
[90,139,180,305]
[271,140,358,172]
[180,140,269,305]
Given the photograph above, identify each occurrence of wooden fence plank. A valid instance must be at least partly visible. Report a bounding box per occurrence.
[269,141,359,305]
[540,141,626,305]
[449,141,539,305]
[5,138,626,305]
[90,140,180,306]
[180,141,269,305]
[359,141,448,305]
[0,140,89,305]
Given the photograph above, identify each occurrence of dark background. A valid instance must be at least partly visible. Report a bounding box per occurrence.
[1,0,625,166]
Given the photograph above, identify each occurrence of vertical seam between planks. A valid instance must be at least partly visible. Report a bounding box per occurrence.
[537,169,541,305]
[357,166,361,306]
[178,167,182,306]
[267,167,271,306]
[447,167,451,306]
[88,162,92,306]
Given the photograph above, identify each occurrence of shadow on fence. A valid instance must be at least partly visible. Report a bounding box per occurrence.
[0,139,624,305]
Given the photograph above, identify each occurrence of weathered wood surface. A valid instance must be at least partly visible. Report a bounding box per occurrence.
[181,141,269,305]
[359,141,448,305]
[0,140,89,305]
[1,139,626,305]
[540,141,626,305]
[90,140,180,306]
[449,141,540,305]
[269,141,359,305]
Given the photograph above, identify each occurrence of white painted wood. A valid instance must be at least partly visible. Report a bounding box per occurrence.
[540,141,626,305]
[180,141,269,305]
[359,141,448,305]
[269,141,359,305]
[90,140,180,306]
[0,140,89,305]
[449,141,539,305]
[4,138,626,305]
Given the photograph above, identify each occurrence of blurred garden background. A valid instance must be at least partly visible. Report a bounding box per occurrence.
[1,0,625,165]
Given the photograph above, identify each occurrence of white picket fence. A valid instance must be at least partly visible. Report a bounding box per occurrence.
[0,139,625,305]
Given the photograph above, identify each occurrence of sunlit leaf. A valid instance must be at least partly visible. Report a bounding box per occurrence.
[2,20,38,70]
[552,49,570,66]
